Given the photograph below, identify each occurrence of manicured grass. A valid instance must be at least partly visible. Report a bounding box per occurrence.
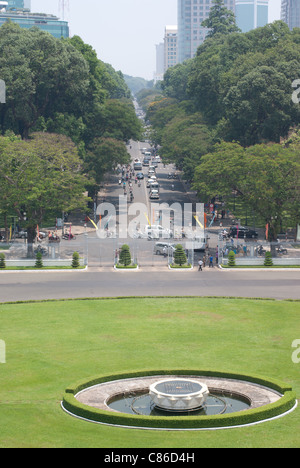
[0,297,299,448]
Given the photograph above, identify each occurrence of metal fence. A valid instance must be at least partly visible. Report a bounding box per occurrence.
[219,238,300,266]
[0,236,88,268]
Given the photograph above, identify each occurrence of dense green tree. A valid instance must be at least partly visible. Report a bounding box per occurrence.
[173,244,187,266]
[187,21,300,144]
[193,142,300,240]
[202,0,240,37]
[0,133,89,253]
[162,60,194,101]
[84,137,130,186]
[160,113,214,180]
[0,23,90,139]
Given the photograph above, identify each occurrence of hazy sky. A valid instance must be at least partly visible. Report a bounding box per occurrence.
[31,0,282,80]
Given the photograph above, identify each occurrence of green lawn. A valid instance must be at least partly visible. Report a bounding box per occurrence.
[0,297,299,448]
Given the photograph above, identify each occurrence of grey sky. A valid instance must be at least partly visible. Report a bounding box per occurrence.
[31,0,282,80]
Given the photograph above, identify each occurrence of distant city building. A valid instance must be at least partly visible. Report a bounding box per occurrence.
[177,0,236,63]
[7,0,26,9]
[0,0,69,38]
[164,25,178,72]
[235,0,269,33]
[154,42,165,83]
[281,0,300,30]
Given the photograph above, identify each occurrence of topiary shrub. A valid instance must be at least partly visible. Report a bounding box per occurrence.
[264,251,273,267]
[119,244,132,267]
[72,251,80,269]
[35,251,43,269]
[227,250,236,267]
[0,253,6,269]
[173,244,187,266]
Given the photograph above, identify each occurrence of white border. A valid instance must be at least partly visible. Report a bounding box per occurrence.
[61,398,298,432]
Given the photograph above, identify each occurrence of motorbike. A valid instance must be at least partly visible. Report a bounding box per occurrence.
[276,245,288,254]
[62,233,76,240]
[255,245,266,256]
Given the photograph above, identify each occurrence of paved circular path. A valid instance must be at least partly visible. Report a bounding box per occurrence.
[76,375,282,413]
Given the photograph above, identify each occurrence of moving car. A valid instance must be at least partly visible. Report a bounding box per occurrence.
[145,225,172,239]
[154,242,176,256]
[149,181,159,192]
[149,189,159,199]
[147,176,157,187]
[134,161,142,171]
[136,172,144,179]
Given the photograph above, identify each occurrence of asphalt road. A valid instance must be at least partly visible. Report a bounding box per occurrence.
[0,267,299,302]
[0,138,299,303]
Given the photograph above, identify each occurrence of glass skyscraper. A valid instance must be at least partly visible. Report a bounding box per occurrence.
[0,0,69,38]
[177,0,236,63]
[281,0,300,30]
[7,0,30,8]
[235,0,269,33]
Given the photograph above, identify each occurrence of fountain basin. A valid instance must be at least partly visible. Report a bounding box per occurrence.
[149,378,209,412]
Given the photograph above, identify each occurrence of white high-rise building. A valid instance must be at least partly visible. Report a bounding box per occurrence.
[164,25,178,72]
[177,0,236,63]
[281,0,300,30]
[235,0,269,33]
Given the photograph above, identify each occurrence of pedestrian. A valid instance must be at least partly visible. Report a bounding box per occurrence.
[198,259,203,271]
[209,255,214,267]
[215,250,218,264]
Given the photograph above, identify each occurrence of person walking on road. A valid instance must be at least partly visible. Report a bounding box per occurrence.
[198,259,203,271]
[209,255,214,267]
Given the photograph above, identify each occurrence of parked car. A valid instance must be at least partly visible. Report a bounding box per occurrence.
[154,242,176,256]
[229,227,258,239]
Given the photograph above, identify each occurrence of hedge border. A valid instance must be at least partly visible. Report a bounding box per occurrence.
[62,369,297,430]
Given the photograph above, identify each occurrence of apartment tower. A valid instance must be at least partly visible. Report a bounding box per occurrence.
[281,0,300,30]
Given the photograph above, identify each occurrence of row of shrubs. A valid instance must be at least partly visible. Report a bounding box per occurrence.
[116,244,189,268]
[62,369,296,430]
[0,252,82,269]
[227,251,274,267]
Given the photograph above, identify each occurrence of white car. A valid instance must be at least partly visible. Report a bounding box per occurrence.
[147,176,157,187]
[149,189,159,199]
[154,242,175,256]
[145,225,172,239]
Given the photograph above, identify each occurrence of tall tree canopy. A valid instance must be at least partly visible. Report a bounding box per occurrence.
[202,0,240,37]
[0,133,89,250]
[193,142,300,240]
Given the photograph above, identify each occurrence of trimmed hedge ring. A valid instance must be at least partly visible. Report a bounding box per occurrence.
[62,369,297,430]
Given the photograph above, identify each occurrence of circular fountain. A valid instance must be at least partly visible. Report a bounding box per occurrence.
[149,378,209,412]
